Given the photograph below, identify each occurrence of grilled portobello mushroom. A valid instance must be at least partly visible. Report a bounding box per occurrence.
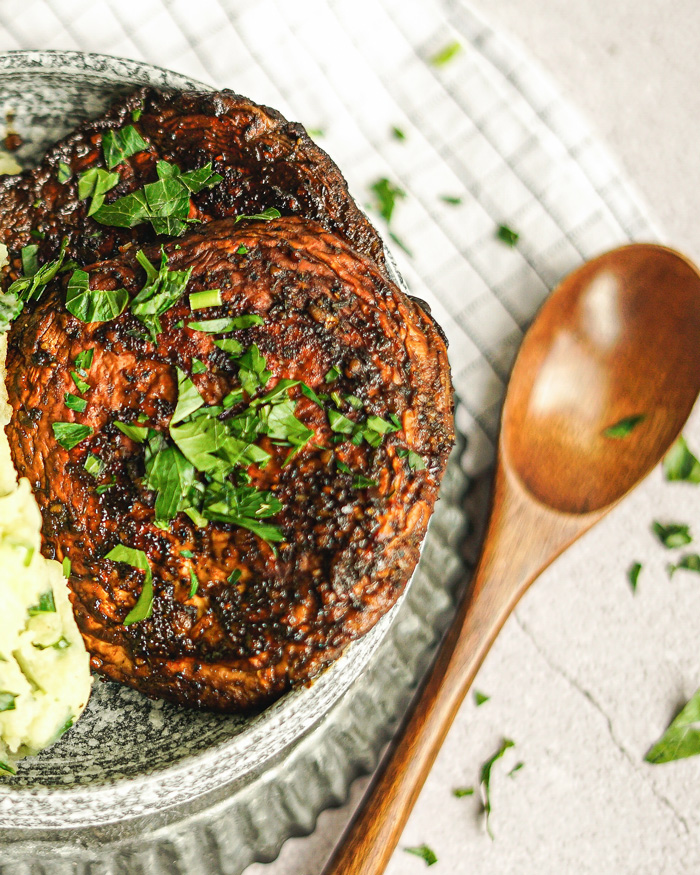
[0,91,454,712]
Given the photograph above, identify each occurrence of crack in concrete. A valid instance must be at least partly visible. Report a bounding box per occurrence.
[513,611,692,837]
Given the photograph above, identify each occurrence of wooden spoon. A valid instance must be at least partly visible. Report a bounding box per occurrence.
[321,243,700,875]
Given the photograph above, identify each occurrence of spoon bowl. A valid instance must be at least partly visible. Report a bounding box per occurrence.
[322,243,700,875]
[505,244,700,513]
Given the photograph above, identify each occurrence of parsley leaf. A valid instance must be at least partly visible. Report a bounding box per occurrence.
[234,207,281,223]
[4,236,68,312]
[653,521,692,549]
[171,368,205,425]
[70,370,90,394]
[441,195,463,205]
[78,167,120,216]
[480,738,515,839]
[496,224,519,246]
[102,125,149,169]
[603,414,645,439]
[64,392,87,413]
[84,453,104,478]
[404,845,438,866]
[28,590,56,616]
[21,244,39,277]
[115,421,149,443]
[52,422,93,450]
[663,435,700,483]
[370,177,405,224]
[453,787,474,798]
[105,544,154,625]
[352,474,378,488]
[668,554,700,577]
[130,249,192,340]
[430,40,462,66]
[628,561,642,593]
[397,447,426,471]
[391,126,406,141]
[237,343,271,395]
[75,348,94,372]
[57,161,72,183]
[65,269,129,323]
[143,438,198,526]
[474,690,490,706]
[189,568,199,598]
[0,692,17,712]
[646,687,700,763]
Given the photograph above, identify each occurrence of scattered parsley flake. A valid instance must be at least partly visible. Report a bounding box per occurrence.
[188,568,199,598]
[0,692,17,713]
[21,244,39,277]
[131,249,193,340]
[78,167,119,215]
[105,544,153,625]
[234,207,281,224]
[62,557,71,578]
[668,554,700,577]
[508,762,525,778]
[191,358,207,375]
[603,414,645,439]
[480,738,515,839]
[646,686,700,763]
[65,269,129,323]
[370,177,405,225]
[664,435,700,483]
[430,40,462,66]
[653,521,692,549]
[115,421,149,443]
[65,392,87,413]
[74,348,94,372]
[228,569,242,585]
[28,590,56,616]
[441,195,462,205]
[474,690,490,706]
[496,224,519,246]
[628,561,642,593]
[84,453,105,478]
[453,787,475,798]
[52,422,93,450]
[404,845,438,867]
[397,447,426,471]
[352,474,378,489]
[325,366,341,383]
[70,370,90,394]
[392,125,406,141]
[102,124,150,169]
[57,161,72,183]
[236,244,249,255]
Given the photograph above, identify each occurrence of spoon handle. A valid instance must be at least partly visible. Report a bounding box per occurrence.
[320,465,591,875]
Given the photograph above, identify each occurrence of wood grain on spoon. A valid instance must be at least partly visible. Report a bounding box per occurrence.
[321,244,700,875]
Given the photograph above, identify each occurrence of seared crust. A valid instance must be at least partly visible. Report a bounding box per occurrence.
[0,87,386,281]
[5,216,454,711]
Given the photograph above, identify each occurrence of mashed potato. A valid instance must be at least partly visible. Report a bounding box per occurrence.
[0,241,92,776]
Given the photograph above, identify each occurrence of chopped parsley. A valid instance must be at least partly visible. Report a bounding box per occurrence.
[171,369,204,425]
[188,568,199,598]
[102,124,150,169]
[628,561,642,593]
[234,207,281,223]
[453,787,475,797]
[105,544,153,625]
[74,348,94,373]
[236,244,248,255]
[84,454,105,478]
[474,690,490,706]
[370,177,405,225]
[57,161,72,183]
[508,762,525,777]
[404,845,438,866]
[441,195,462,205]
[70,370,90,394]
[228,569,242,585]
[496,224,519,246]
[652,521,692,549]
[64,392,87,413]
[65,269,129,323]
[130,248,193,340]
[663,435,700,483]
[0,691,17,712]
[325,366,341,383]
[603,414,645,438]
[0,237,69,331]
[28,590,56,616]
[62,557,71,578]
[352,474,378,489]
[78,167,120,216]
[397,447,426,471]
[92,159,222,236]
[646,686,700,763]
[115,421,149,443]
[391,125,407,141]
[52,422,93,450]
[480,738,515,839]
[32,636,70,651]
[668,554,700,577]
[21,244,39,277]
[430,40,462,66]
